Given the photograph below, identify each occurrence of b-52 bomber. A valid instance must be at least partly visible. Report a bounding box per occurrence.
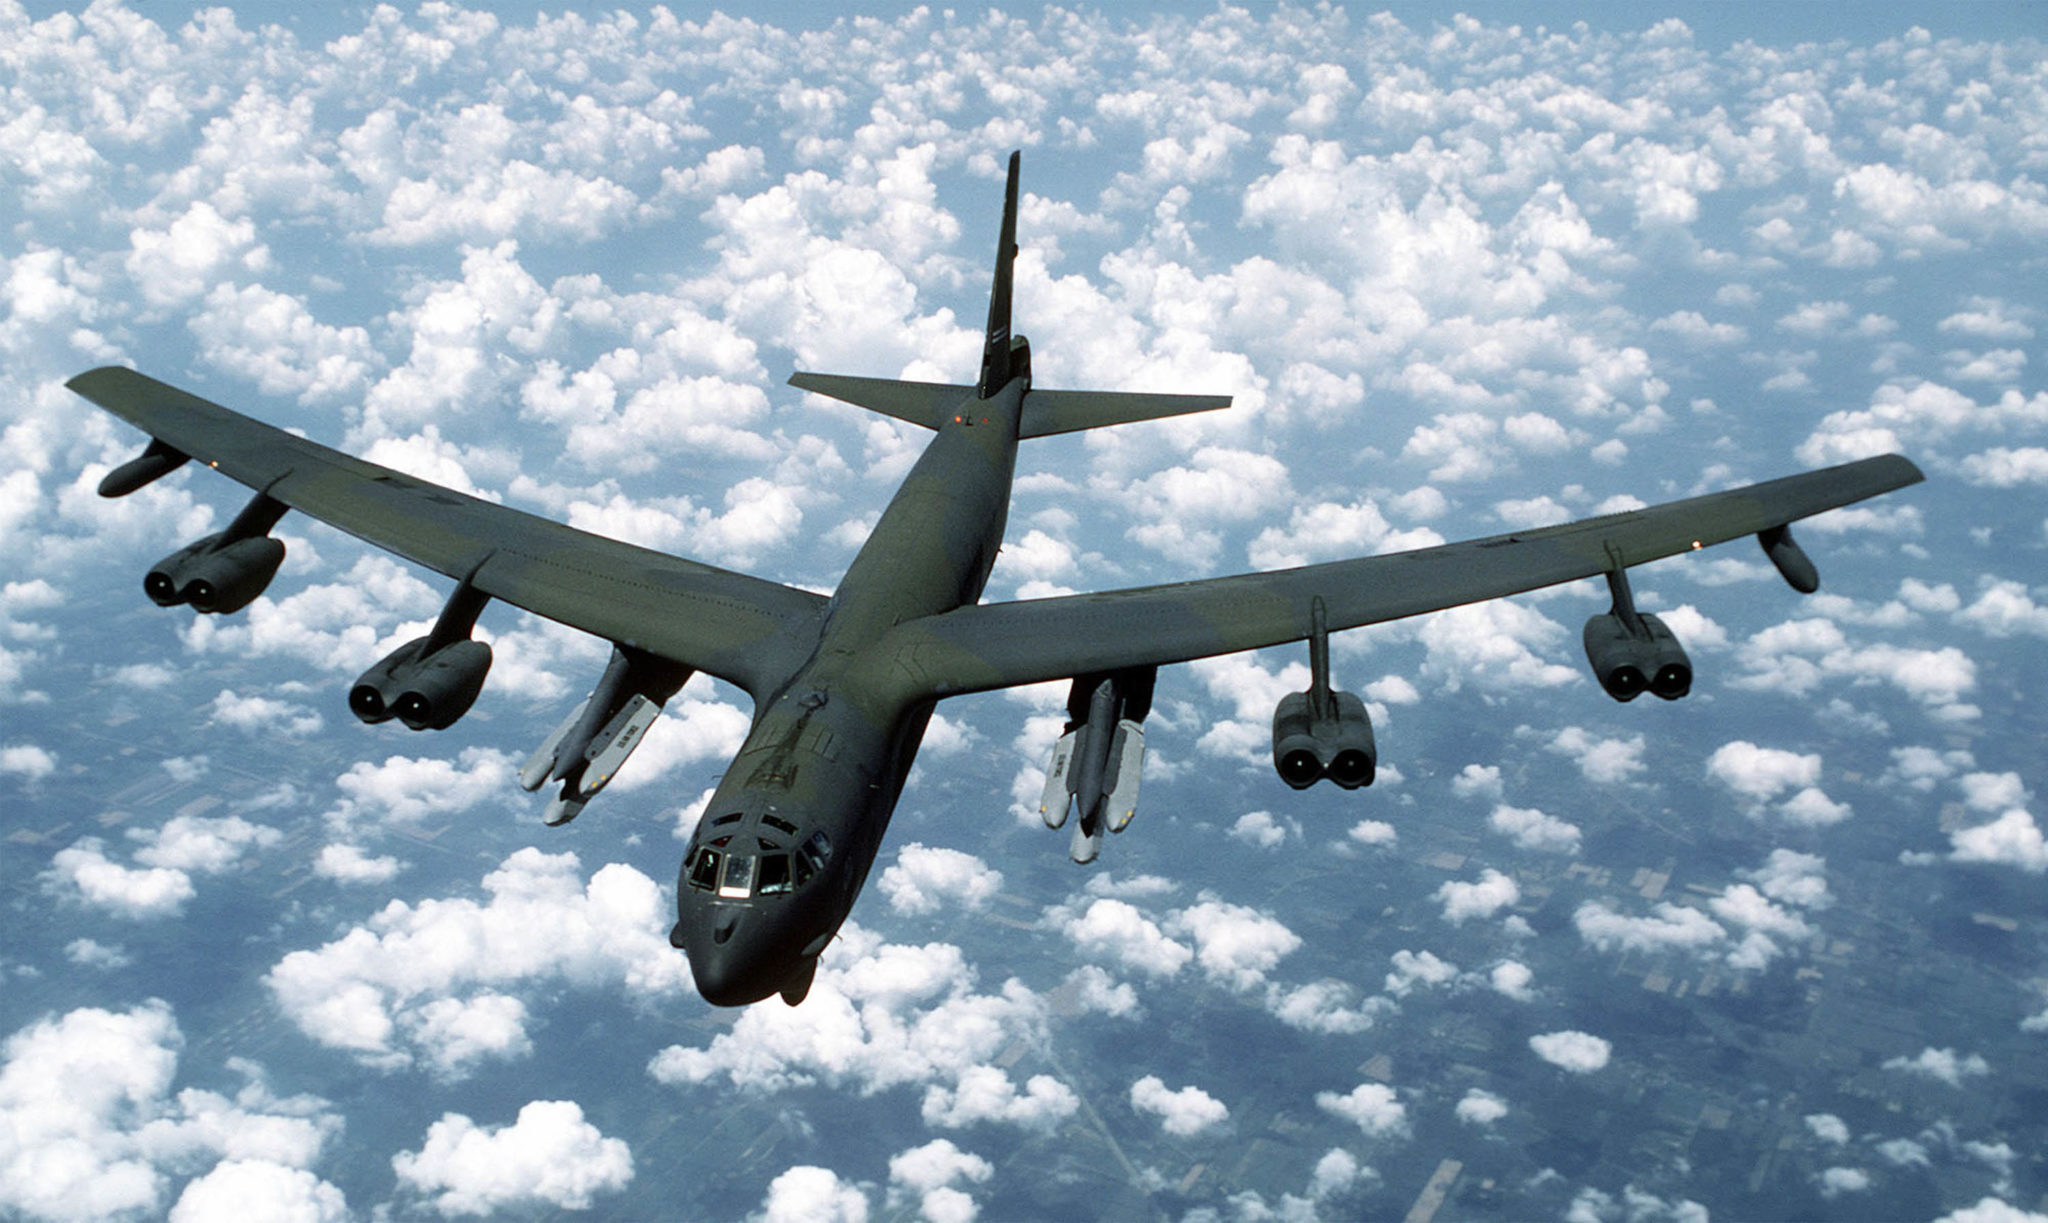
[72,151,1923,1007]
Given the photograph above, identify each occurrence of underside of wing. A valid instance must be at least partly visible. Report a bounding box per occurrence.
[878,454,1925,698]
[70,366,825,695]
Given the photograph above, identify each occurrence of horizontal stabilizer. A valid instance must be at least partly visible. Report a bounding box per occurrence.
[790,372,1231,438]
[789,373,969,431]
[1018,389,1231,438]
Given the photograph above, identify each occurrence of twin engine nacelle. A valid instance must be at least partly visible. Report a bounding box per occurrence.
[1271,689,1377,790]
[349,637,494,731]
[145,533,286,615]
[1582,611,1691,702]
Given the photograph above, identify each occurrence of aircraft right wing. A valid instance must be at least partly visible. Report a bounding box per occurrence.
[875,454,1924,699]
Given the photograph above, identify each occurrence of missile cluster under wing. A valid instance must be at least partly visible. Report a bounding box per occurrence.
[1039,669,1154,863]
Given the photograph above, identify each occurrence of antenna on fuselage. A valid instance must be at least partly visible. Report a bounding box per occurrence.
[976,150,1023,400]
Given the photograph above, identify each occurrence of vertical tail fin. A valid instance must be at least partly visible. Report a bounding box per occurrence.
[976,150,1022,399]
[791,149,1230,429]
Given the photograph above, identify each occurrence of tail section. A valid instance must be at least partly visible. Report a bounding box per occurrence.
[786,149,1233,433]
[977,150,1023,399]
[786,373,965,431]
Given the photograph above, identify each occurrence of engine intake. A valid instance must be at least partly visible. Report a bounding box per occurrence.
[143,492,291,614]
[350,637,493,731]
[181,536,287,614]
[1582,560,1691,702]
[349,575,494,731]
[1582,611,1690,701]
[1272,688,1377,790]
[1269,596,1377,790]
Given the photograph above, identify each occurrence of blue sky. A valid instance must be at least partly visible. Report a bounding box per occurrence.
[2,3,2045,1220]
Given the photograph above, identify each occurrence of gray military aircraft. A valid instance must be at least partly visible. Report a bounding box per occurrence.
[73,151,1922,1007]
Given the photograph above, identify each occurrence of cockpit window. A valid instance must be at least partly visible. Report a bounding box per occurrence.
[719,853,755,899]
[762,814,799,836]
[688,828,825,898]
[687,847,721,891]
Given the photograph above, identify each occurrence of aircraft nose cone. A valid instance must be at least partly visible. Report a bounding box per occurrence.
[690,948,781,1007]
[677,910,782,1007]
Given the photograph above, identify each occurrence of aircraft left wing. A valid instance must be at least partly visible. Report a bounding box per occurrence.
[69,366,825,695]
[875,454,1924,698]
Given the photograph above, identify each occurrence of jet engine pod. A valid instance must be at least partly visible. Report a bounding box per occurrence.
[180,536,286,614]
[1271,692,1323,790]
[1582,611,1691,702]
[145,534,222,606]
[350,637,494,730]
[1324,691,1378,789]
[143,492,291,613]
[1270,689,1377,790]
[147,532,287,613]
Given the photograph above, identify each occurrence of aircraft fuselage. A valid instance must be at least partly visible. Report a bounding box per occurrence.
[672,379,1024,1005]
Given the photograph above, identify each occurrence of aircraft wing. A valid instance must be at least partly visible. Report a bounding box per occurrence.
[877,454,1924,697]
[68,366,825,695]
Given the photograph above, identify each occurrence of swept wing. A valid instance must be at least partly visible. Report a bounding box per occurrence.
[68,366,824,695]
[878,454,1924,697]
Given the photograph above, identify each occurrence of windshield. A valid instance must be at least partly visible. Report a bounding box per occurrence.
[685,822,834,898]
[718,852,755,898]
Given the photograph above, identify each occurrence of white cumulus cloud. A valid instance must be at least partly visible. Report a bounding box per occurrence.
[392,1100,632,1216]
[1530,1030,1612,1074]
[879,844,1004,915]
[1129,1075,1229,1136]
[1315,1082,1406,1137]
